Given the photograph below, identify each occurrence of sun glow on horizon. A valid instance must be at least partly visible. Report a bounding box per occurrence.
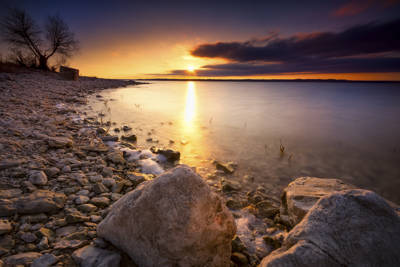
[187,66,196,72]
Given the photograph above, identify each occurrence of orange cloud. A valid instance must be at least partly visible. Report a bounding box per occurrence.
[333,0,375,16]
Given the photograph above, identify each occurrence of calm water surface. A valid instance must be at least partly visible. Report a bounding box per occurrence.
[85,81,400,203]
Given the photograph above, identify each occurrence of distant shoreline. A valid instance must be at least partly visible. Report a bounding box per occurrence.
[139,78,400,83]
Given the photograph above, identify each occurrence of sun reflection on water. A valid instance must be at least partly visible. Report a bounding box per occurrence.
[184,81,196,125]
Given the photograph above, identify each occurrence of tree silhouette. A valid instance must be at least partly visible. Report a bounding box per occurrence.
[1,8,78,70]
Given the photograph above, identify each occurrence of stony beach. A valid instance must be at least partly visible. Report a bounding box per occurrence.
[0,70,399,267]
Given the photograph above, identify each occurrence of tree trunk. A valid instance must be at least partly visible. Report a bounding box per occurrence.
[38,56,49,70]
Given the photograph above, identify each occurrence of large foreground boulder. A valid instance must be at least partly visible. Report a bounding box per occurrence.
[98,165,236,267]
[260,189,400,267]
[280,177,354,226]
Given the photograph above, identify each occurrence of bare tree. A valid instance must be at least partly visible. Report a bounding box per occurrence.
[1,8,78,70]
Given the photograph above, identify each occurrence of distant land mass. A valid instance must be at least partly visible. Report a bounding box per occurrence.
[139,78,400,83]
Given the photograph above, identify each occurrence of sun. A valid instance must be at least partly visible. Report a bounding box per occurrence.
[187,66,195,72]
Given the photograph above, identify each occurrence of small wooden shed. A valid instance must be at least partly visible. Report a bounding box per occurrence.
[60,66,79,81]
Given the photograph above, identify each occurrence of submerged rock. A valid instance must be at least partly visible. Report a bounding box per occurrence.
[260,189,400,267]
[101,136,119,142]
[151,148,180,162]
[280,177,354,226]
[98,165,236,267]
[121,134,137,143]
[214,161,235,174]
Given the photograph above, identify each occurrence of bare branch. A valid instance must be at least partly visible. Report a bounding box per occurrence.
[0,8,43,58]
[45,15,79,59]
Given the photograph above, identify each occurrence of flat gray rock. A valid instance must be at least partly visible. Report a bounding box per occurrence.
[0,190,66,216]
[280,177,354,226]
[4,252,42,266]
[260,189,400,267]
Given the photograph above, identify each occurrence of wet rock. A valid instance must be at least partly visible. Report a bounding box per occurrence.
[22,180,37,192]
[107,151,125,165]
[92,183,109,194]
[56,226,78,238]
[79,204,97,213]
[126,172,150,187]
[214,161,235,174]
[72,245,121,267]
[226,198,243,210]
[90,197,110,208]
[20,232,37,243]
[102,178,116,188]
[62,165,71,173]
[121,134,137,143]
[96,128,107,135]
[75,195,90,205]
[260,190,400,267]
[101,167,113,177]
[89,175,103,183]
[20,213,48,224]
[0,235,15,255]
[53,239,88,250]
[0,220,12,235]
[81,145,109,153]
[0,159,24,170]
[98,165,236,267]
[0,189,22,199]
[29,171,47,185]
[37,227,55,241]
[122,125,132,131]
[280,177,354,226]
[221,180,241,193]
[47,136,73,148]
[90,215,102,223]
[4,252,42,266]
[231,252,248,266]
[262,235,282,249]
[66,213,90,223]
[231,235,246,253]
[111,182,124,193]
[0,190,66,216]
[255,200,279,219]
[152,148,180,162]
[45,167,60,178]
[101,136,118,142]
[38,237,49,250]
[16,190,66,215]
[31,253,58,267]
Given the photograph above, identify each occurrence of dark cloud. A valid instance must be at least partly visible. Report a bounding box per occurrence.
[191,18,400,62]
[174,18,400,76]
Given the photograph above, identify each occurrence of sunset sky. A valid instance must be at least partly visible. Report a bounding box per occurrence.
[1,0,400,80]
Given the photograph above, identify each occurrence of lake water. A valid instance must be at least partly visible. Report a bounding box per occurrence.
[84,81,400,203]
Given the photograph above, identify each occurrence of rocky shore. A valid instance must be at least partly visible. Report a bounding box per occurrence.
[0,71,399,267]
